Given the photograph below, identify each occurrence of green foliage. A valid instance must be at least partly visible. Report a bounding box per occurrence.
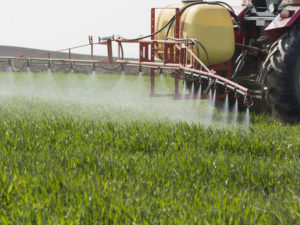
[0,73,299,224]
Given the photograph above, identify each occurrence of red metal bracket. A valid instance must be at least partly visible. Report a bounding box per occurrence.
[107,40,113,64]
[180,46,187,66]
[164,43,175,64]
[150,8,156,96]
[88,36,94,59]
[140,42,151,63]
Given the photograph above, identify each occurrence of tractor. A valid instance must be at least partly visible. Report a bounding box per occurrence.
[231,0,300,122]
[155,0,300,122]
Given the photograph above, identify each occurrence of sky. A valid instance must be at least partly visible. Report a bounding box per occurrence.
[0,0,242,57]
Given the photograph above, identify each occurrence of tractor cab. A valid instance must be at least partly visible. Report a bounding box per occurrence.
[251,0,282,12]
[242,0,280,29]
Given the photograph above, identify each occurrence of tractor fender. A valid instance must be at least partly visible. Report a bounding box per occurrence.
[232,6,247,19]
[265,7,300,41]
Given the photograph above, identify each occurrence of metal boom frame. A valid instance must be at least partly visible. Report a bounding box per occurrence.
[0,7,253,107]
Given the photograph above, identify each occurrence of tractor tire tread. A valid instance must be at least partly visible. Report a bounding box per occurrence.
[263,25,300,122]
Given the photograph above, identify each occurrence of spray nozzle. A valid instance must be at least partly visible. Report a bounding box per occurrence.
[26,59,30,68]
[121,64,125,74]
[225,90,230,95]
[46,61,51,71]
[159,68,163,76]
[224,86,230,95]
[70,62,74,72]
[48,59,52,66]
[213,83,218,90]
[243,93,254,108]
[8,59,12,67]
[234,91,239,99]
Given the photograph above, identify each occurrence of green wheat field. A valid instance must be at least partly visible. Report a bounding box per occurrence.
[0,72,299,224]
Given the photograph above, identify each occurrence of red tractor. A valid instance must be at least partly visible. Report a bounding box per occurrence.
[154,0,300,122]
[231,0,300,122]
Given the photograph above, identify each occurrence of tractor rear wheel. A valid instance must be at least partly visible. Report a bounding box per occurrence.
[263,25,300,123]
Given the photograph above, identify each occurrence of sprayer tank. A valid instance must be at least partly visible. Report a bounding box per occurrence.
[155,3,235,66]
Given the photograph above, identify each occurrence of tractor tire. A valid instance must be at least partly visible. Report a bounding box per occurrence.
[262,25,300,123]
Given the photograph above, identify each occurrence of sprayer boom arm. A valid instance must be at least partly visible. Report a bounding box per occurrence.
[0,37,253,107]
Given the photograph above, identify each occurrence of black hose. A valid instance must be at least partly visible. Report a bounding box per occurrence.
[191,39,201,63]
[165,36,210,66]
[118,1,234,69]
[93,42,124,71]
[119,14,177,42]
[12,61,26,72]
[192,38,210,66]
[165,1,238,38]
[164,36,201,62]
[120,1,237,42]
[208,1,235,14]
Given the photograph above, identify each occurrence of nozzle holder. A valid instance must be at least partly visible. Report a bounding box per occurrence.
[47,61,51,69]
[8,59,12,67]
[88,35,93,45]
[26,59,30,68]
[234,92,239,99]
[224,87,230,95]
[159,68,163,75]
[70,62,74,70]
[243,93,254,108]
[121,64,125,72]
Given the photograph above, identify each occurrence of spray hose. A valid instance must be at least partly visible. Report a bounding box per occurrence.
[11,61,27,72]
[164,37,210,66]
[164,1,238,38]
[118,1,238,42]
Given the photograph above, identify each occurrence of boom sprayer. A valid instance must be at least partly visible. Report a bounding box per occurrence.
[1,0,300,122]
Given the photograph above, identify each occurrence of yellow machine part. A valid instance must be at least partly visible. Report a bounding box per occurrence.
[155,3,235,66]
